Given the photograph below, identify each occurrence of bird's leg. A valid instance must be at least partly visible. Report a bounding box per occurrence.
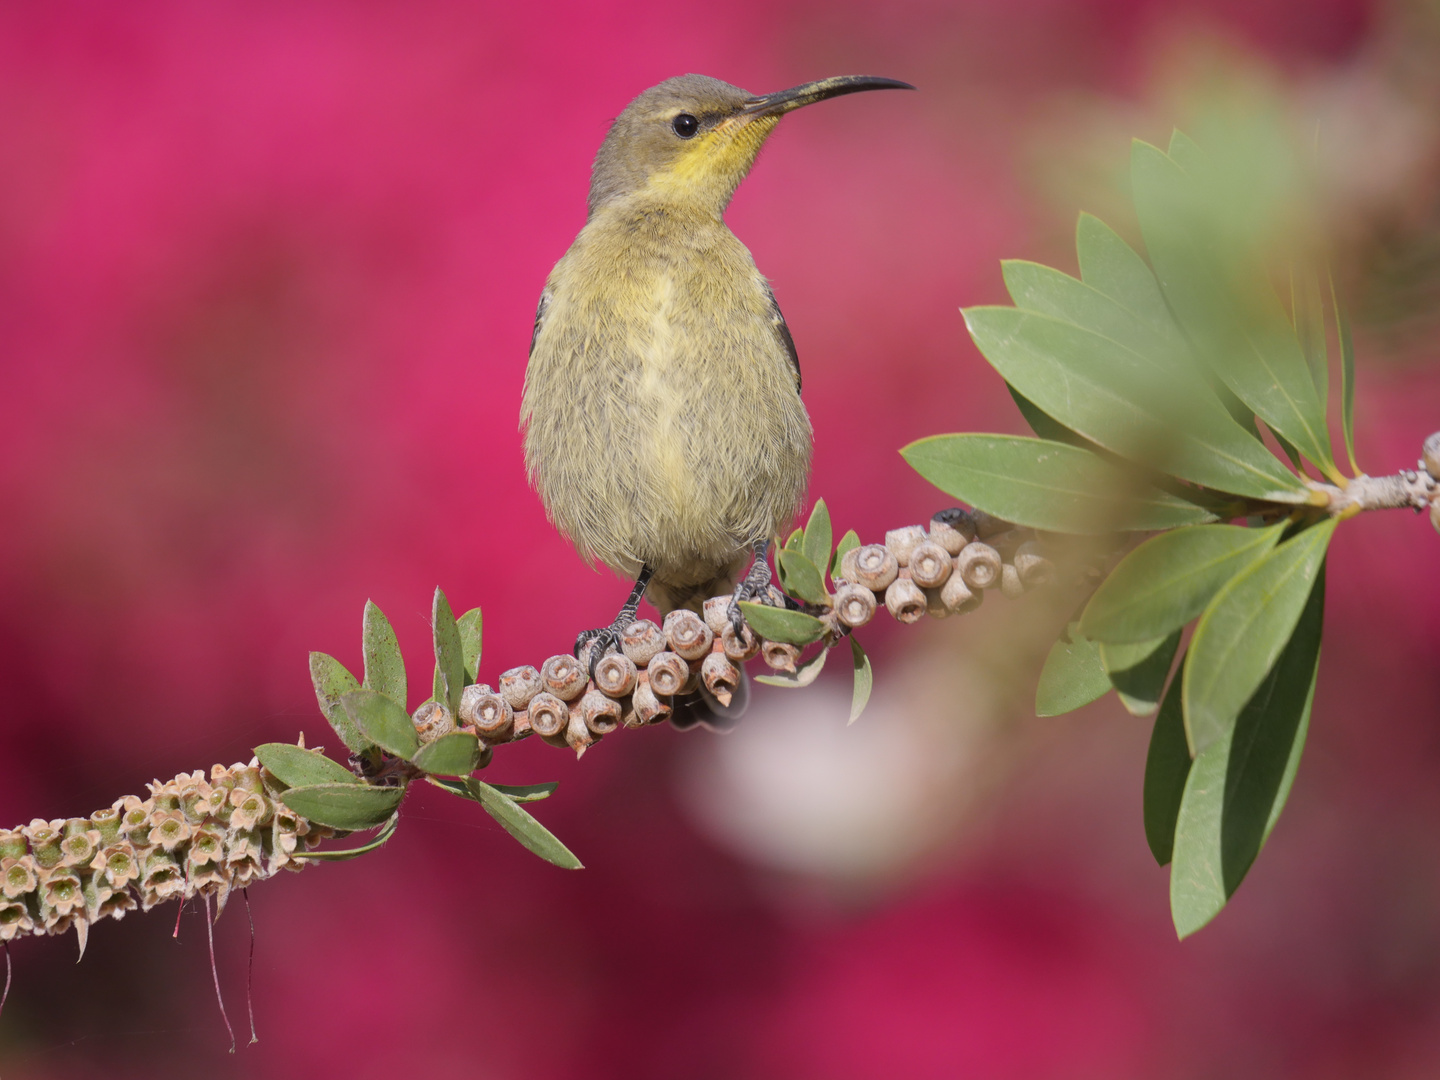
[727,539,784,634]
[575,565,654,679]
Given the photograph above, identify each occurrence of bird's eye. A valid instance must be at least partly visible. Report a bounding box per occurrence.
[672,113,699,139]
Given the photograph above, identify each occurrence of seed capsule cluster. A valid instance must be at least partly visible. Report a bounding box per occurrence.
[0,762,332,951]
[834,510,1054,628]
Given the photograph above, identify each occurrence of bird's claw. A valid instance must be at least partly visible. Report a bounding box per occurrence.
[575,623,623,681]
[727,556,782,636]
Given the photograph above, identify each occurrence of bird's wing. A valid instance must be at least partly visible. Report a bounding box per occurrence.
[529,289,552,358]
[763,281,800,392]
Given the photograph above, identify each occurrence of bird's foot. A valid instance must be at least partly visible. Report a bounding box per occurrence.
[727,548,789,635]
[575,620,628,681]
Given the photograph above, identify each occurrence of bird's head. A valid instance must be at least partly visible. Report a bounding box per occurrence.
[587,73,913,219]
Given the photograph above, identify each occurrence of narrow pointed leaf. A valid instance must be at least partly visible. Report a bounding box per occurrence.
[1075,213,1183,348]
[412,732,480,776]
[784,528,803,551]
[1101,628,1181,717]
[1129,140,1335,477]
[487,782,558,803]
[309,652,369,754]
[1170,567,1323,937]
[280,782,405,832]
[432,588,465,718]
[802,499,833,578]
[848,637,872,725]
[1007,385,1093,448]
[1143,666,1192,866]
[458,607,483,684]
[962,306,1306,502]
[756,646,827,688]
[903,434,1215,534]
[1081,523,1285,643]
[255,743,361,788]
[362,601,407,709]
[1292,267,1328,409]
[776,549,828,605]
[737,602,825,645]
[292,813,399,861]
[341,689,420,761]
[1036,629,1110,717]
[1182,519,1335,755]
[464,779,582,869]
[1330,270,1360,475]
[831,530,860,586]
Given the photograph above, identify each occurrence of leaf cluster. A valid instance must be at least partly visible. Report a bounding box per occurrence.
[904,131,1362,936]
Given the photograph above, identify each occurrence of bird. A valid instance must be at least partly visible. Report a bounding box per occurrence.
[521,73,913,728]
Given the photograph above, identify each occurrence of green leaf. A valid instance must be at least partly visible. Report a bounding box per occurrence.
[1008,385,1093,449]
[1330,270,1360,476]
[254,743,361,788]
[1129,139,1336,478]
[280,782,405,832]
[1182,518,1335,755]
[457,607,483,684]
[756,646,827,688]
[1036,628,1110,717]
[1143,666,1192,866]
[487,782,558,803]
[463,779,582,869]
[1170,565,1324,938]
[1081,523,1285,643]
[962,305,1307,502]
[777,549,829,605]
[309,652,370,754]
[362,600,407,709]
[291,812,399,861]
[1166,127,1206,172]
[432,588,465,718]
[737,602,826,645]
[784,528,803,551]
[902,434,1215,534]
[1101,628,1181,717]
[802,499,833,579]
[848,637,872,725]
[1292,267,1328,410]
[1075,213,1184,351]
[341,689,420,761]
[831,530,860,585]
[412,731,480,776]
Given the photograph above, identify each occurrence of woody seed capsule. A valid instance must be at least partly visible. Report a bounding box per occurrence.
[833,581,877,627]
[526,692,569,738]
[1000,562,1025,599]
[621,620,667,666]
[663,609,714,660]
[929,510,976,553]
[498,665,542,710]
[702,596,732,636]
[852,544,899,590]
[541,654,588,701]
[762,640,800,673]
[594,652,639,697]
[957,541,1002,590]
[885,578,927,623]
[970,510,1009,540]
[1424,432,1440,480]
[630,676,671,726]
[701,652,742,706]
[1012,540,1055,588]
[579,689,621,735]
[412,700,455,743]
[564,704,594,755]
[459,684,514,738]
[908,540,953,588]
[1431,499,1440,534]
[721,621,761,662]
[885,525,928,566]
[838,544,863,584]
[940,571,982,614]
[647,651,690,697]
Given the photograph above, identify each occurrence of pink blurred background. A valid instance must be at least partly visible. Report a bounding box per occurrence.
[3,1,1440,1077]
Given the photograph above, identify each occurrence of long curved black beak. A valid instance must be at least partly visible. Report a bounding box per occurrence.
[740,76,916,118]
